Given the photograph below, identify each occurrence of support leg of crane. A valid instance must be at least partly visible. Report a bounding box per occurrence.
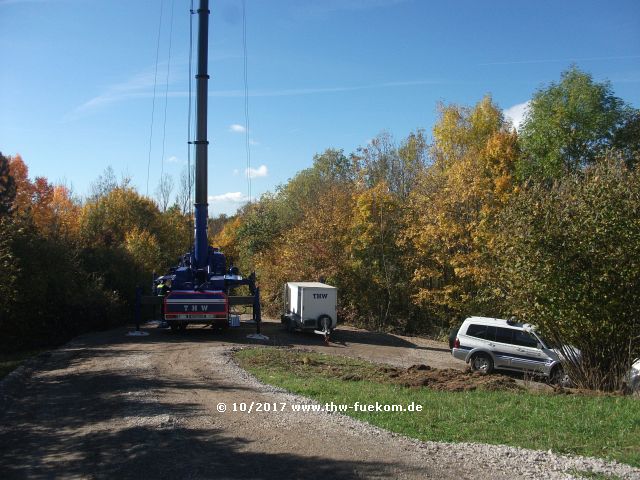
[127,286,149,337]
[247,287,268,341]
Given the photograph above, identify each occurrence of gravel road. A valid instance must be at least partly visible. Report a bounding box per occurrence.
[0,321,637,479]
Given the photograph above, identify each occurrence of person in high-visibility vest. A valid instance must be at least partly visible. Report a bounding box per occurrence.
[156,279,170,324]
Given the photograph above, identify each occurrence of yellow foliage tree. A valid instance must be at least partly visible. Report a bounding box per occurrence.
[254,184,354,317]
[50,185,80,238]
[404,96,519,325]
[124,227,162,273]
[348,181,407,328]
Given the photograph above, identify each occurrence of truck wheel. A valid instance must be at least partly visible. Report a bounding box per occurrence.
[286,318,295,333]
[470,353,493,375]
[169,323,179,332]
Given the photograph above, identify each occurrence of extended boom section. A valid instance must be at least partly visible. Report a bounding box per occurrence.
[149,0,261,334]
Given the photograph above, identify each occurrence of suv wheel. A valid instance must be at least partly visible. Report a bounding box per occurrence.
[550,366,571,387]
[470,353,493,375]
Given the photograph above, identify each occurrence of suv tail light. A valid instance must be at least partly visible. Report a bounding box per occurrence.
[454,337,460,349]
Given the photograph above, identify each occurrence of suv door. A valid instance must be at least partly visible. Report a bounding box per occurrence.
[510,330,548,373]
[492,327,521,369]
[464,325,510,369]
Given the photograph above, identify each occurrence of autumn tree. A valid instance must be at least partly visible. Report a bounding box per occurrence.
[251,183,354,317]
[1,156,124,352]
[212,215,243,266]
[176,164,195,214]
[88,166,119,200]
[612,109,640,168]
[49,185,81,238]
[405,96,519,327]
[125,227,162,273]
[156,205,192,268]
[347,182,407,329]
[0,153,17,328]
[4,154,80,237]
[354,130,428,198]
[396,130,429,198]
[208,214,229,241]
[7,154,35,215]
[0,152,16,216]
[80,187,160,247]
[79,186,161,302]
[155,172,174,212]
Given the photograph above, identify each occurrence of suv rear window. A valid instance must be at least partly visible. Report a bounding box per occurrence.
[466,324,487,339]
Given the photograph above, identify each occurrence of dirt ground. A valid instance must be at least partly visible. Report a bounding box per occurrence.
[264,319,462,370]
[0,320,554,479]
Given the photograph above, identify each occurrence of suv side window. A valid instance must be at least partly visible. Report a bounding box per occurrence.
[485,326,497,341]
[466,324,487,339]
[513,330,538,348]
[466,324,498,341]
[495,327,515,344]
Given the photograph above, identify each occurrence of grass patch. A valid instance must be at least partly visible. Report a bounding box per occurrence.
[568,469,623,480]
[235,347,640,467]
[0,350,45,380]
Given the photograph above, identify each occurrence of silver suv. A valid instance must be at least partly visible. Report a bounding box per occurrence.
[451,316,567,383]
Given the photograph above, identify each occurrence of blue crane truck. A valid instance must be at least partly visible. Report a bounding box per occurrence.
[147,0,261,334]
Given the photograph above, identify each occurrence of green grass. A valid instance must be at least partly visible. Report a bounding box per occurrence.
[568,469,623,480]
[0,349,45,380]
[235,347,640,467]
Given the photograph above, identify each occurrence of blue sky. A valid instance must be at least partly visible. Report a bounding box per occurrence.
[1,0,639,216]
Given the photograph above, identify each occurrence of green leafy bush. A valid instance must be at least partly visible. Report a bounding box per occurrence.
[490,157,640,390]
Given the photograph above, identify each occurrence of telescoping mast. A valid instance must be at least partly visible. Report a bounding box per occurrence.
[154,0,262,335]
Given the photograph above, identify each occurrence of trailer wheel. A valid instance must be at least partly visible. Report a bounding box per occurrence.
[318,315,332,333]
[169,323,179,332]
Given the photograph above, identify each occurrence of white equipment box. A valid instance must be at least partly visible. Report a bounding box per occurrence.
[281,282,337,336]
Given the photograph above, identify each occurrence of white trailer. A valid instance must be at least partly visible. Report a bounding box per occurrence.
[281,282,337,339]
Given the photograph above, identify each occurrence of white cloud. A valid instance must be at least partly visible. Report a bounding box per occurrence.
[208,192,248,203]
[68,74,445,121]
[229,124,246,133]
[69,77,445,120]
[167,155,179,163]
[503,101,530,131]
[66,65,173,120]
[245,165,268,179]
[208,79,444,99]
[249,138,260,146]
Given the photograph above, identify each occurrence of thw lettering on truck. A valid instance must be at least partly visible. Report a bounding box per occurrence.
[312,294,328,299]
[182,305,210,312]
